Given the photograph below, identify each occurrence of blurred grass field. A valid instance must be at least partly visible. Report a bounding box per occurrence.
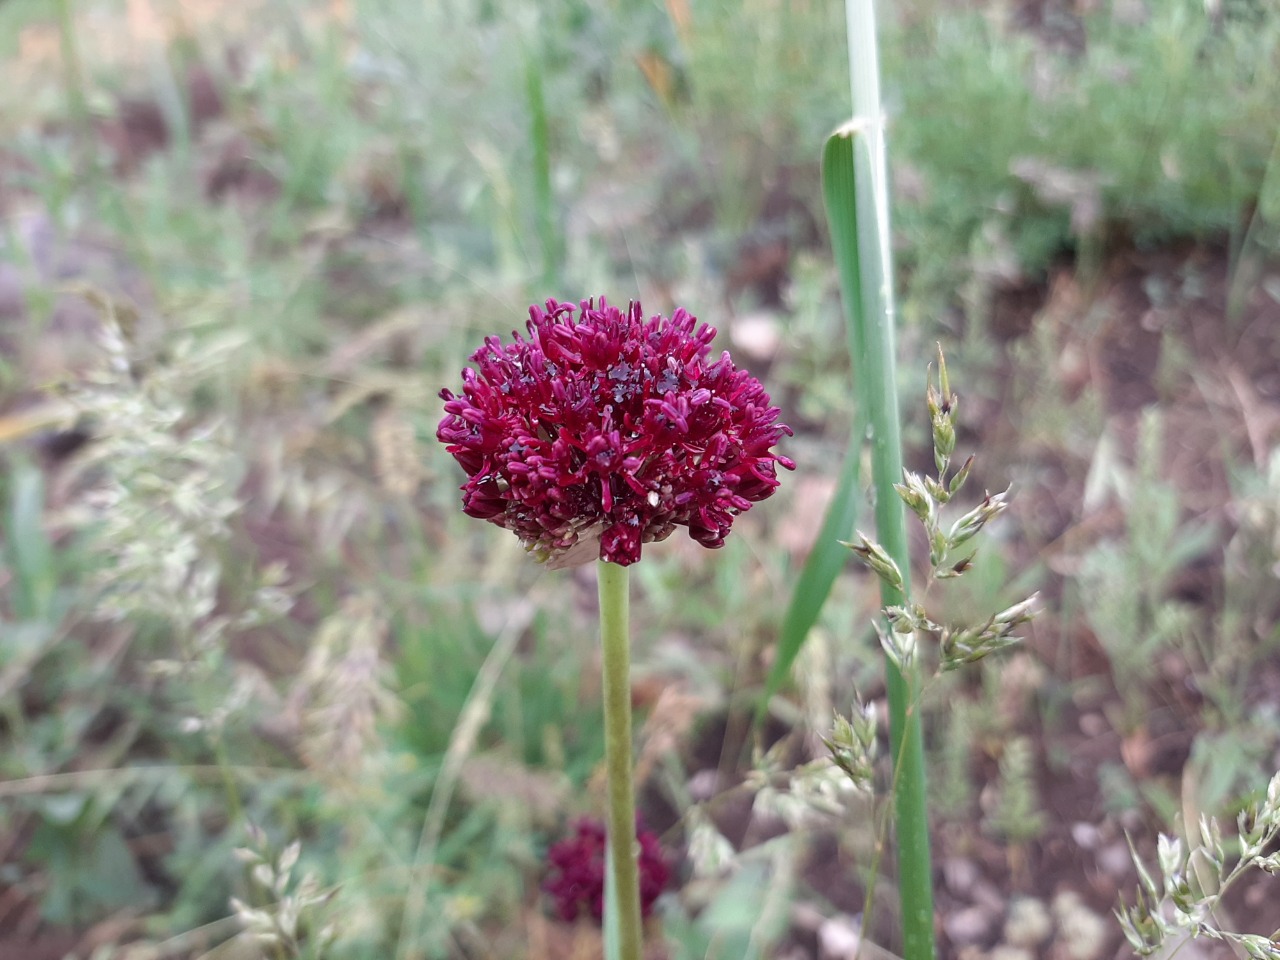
[1,0,1279,957]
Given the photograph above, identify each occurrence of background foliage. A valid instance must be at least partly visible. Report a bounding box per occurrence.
[1,0,1278,957]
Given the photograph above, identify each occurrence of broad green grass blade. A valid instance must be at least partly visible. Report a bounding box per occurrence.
[759,417,865,716]
[822,129,872,394]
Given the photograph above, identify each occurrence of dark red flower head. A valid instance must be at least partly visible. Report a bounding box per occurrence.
[543,817,669,924]
[437,297,794,566]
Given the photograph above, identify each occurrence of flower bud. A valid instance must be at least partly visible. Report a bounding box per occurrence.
[992,593,1039,627]
[949,454,975,496]
[895,471,933,523]
[875,618,916,674]
[842,531,905,594]
[947,488,1010,549]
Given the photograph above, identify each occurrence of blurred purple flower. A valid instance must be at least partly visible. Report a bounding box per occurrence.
[543,817,669,924]
[438,297,794,566]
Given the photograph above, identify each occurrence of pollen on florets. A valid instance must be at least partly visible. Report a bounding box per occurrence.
[437,297,794,566]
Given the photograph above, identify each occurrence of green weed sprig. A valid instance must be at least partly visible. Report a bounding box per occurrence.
[1118,772,1280,958]
[824,347,1039,957]
[232,827,337,958]
[844,349,1039,680]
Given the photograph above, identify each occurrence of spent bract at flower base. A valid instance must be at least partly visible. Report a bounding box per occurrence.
[437,297,795,567]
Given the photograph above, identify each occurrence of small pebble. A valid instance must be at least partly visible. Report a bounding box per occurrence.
[943,856,979,895]
[1004,897,1053,948]
[687,769,720,801]
[729,311,781,362]
[1097,839,1133,878]
[1070,822,1101,850]
[971,880,1005,914]
[1051,890,1109,960]
[989,946,1035,960]
[945,905,996,946]
[817,914,862,960]
[1078,712,1107,736]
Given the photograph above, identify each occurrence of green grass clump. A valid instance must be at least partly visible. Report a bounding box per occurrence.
[891,1,1280,306]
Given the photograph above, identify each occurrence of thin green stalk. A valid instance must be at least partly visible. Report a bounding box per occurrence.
[524,44,563,288]
[54,0,90,168]
[54,0,154,278]
[822,2,937,956]
[1227,129,1280,329]
[598,560,642,960]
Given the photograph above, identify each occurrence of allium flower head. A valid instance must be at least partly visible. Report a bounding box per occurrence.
[438,297,794,566]
[543,818,668,924]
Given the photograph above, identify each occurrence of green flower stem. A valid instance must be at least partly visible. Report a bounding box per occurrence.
[524,40,563,288]
[598,560,643,960]
[823,1,937,952]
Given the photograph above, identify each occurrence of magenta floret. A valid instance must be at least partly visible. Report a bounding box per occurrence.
[542,817,669,924]
[438,297,794,566]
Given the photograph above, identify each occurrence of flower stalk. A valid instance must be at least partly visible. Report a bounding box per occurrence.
[438,298,792,955]
[598,561,642,960]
